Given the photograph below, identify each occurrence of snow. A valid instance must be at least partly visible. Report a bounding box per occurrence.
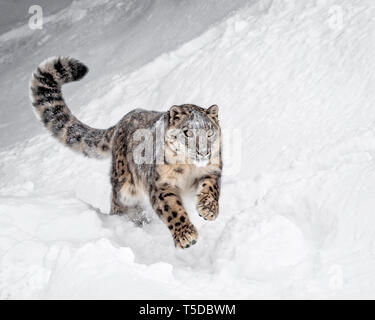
[1,0,375,299]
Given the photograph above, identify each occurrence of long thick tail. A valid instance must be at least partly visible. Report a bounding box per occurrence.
[30,57,115,158]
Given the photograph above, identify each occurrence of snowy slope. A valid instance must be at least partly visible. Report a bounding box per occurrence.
[0,0,249,148]
[1,0,375,299]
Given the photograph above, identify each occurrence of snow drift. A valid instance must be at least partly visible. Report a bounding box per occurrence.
[1,0,375,299]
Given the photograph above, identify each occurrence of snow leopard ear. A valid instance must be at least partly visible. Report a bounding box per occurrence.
[169,105,181,125]
[206,105,219,122]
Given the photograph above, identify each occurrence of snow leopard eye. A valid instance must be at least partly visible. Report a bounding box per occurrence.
[184,128,193,137]
[207,129,214,137]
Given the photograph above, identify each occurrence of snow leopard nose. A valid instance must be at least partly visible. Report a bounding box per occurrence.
[196,136,210,157]
[197,149,209,157]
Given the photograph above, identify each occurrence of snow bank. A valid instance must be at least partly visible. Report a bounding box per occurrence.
[1,0,375,299]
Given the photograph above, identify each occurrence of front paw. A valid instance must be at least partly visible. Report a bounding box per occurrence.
[173,223,198,249]
[196,193,218,221]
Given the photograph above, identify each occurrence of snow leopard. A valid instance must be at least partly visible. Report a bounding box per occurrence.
[30,57,222,249]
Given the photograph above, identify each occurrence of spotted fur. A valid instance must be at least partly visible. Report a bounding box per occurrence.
[30,57,115,158]
[30,57,222,249]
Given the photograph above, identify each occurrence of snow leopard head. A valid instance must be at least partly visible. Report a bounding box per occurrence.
[165,104,221,166]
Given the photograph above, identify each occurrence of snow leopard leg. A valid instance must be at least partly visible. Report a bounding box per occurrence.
[149,183,198,249]
[196,173,221,221]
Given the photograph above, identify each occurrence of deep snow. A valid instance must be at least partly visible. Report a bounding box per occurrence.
[1,0,375,299]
